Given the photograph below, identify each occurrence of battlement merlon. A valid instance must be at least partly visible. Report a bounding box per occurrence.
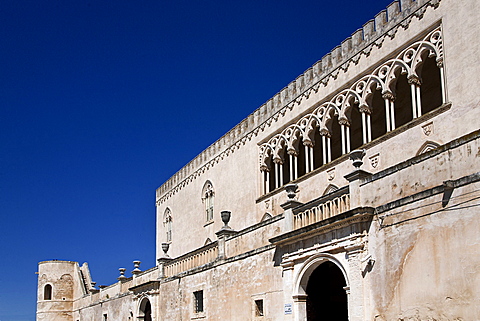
[155,0,441,203]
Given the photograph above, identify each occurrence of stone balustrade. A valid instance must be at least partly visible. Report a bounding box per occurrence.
[293,188,350,229]
[164,242,218,277]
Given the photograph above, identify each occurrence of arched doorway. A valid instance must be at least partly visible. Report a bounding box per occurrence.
[306,261,348,321]
[139,297,152,321]
[294,254,349,321]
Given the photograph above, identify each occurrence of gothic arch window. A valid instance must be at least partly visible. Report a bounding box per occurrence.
[164,208,173,242]
[348,100,363,150]
[392,71,413,128]
[202,181,215,222]
[295,136,307,178]
[418,55,443,114]
[327,109,342,161]
[370,87,387,141]
[44,284,52,300]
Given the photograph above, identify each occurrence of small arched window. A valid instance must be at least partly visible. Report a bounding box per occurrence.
[202,181,215,222]
[44,284,52,300]
[164,208,172,242]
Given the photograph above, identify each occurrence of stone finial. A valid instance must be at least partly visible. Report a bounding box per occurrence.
[220,211,232,230]
[216,211,237,239]
[161,242,170,258]
[350,149,366,169]
[281,183,302,211]
[285,183,299,200]
[117,268,127,281]
[132,260,141,275]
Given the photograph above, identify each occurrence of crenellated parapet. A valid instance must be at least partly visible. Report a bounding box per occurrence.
[155,0,442,205]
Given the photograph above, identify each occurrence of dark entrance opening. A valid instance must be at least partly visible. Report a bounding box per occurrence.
[306,261,348,321]
[140,298,152,321]
[144,301,152,321]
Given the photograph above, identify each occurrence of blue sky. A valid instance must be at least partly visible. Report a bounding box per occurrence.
[0,0,392,319]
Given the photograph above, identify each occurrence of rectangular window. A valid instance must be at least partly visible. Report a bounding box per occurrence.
[193,290,204,313]
[255,299,264,316]
[103,314,107,321]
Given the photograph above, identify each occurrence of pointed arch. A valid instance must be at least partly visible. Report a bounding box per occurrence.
[261,213,273,222]
[416,140,441,156]
[323,184,339,196]
[202,181,215,222]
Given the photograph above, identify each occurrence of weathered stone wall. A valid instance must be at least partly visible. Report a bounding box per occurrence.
[368,180,480,320]
[158,249,283,321]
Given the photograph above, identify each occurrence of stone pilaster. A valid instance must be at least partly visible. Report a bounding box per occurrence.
[281,261,295,321]
[292,294,307,321]
[345,243,365,321]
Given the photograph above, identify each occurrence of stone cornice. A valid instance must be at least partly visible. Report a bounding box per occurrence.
[156,0,442,205]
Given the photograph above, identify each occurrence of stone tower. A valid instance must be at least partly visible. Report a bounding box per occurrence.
[36,260,77,321]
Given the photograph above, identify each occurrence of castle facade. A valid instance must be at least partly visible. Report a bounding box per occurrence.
[37,0,480,320]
